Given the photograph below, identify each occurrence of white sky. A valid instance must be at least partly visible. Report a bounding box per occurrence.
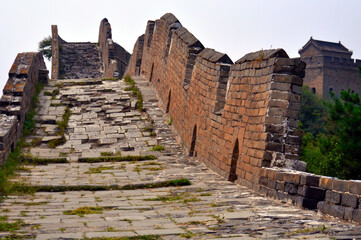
[1,0,360,93]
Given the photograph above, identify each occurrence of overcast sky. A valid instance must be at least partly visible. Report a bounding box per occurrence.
[1,0,360,93]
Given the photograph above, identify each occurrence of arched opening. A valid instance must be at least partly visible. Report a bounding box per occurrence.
[311,87,316,94]
[189,125,197,157]
[149,63,154,82]
[11,143,15,152]
[166,90,171,113]
[228,139,239,182]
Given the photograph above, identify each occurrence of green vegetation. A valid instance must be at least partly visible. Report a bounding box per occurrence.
[124,75,143,110]
[63,206,111,217]
[84,236,162,240]
[299,86,327,135]
[144,191,200,203]
[78,155,157,163]
[300,87,361,179]
[20,156,68,165]
[168,116,172,125]
[0,216,26,232]
[85,166,114,174]
[151,145,165,151]
[38,36,52,60]
[0,82,44,195]
[48,105,70,148]
[8,178,191,193]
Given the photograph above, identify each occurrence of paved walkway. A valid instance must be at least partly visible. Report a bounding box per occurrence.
[0,77,361,240]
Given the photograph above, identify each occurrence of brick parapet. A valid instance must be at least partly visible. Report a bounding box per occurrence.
[126,13,361,223]
[0,52,48,165]
[259,167,361,223]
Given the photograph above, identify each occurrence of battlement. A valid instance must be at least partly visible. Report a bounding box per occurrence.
[126,13,306,186]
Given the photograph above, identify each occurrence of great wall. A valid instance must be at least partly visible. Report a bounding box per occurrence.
[0,13,361,239]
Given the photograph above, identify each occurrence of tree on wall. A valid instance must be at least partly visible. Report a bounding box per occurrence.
[38,36,52,60]
[358,65,361,77]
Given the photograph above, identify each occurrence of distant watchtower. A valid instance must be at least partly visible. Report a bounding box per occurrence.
[299,37,361,99]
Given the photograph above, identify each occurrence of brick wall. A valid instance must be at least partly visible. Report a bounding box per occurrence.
[126,13,306,184]
[98,18,131,78]
[0,52,48,164]
[126,13,361,223]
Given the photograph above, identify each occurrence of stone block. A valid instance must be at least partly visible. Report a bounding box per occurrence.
[349,180,361,195]
[333,179,349,193]
[318,202,345,219]
[353,209,361,223]
[344,207,354,221]
[300,174,320,187]
[319,176,333,190]
[341,193,358,208]
[325,190,341,204]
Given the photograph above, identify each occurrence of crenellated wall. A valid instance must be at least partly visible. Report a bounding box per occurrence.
[126,13,361,223]
[51,18,130,80]
[0,52,48,164]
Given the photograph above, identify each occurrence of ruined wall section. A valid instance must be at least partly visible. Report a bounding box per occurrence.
[51,25,59,80]
[98,18,131,79]
[0,52,48,164]
[126,35,144,76]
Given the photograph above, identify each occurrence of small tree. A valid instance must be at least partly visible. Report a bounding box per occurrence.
[299,85,327,135]
[326,89,361,179]
[39,36,52,60]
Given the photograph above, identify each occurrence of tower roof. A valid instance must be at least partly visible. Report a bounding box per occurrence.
[299,37,352,55]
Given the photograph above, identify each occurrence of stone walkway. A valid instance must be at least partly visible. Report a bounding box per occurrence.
[0,77,361,240]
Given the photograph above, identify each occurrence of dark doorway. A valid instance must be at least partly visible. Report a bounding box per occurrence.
[166,90,171,113]
[228,139,239,182]
[149,63,154,82]
[189,125,197,157]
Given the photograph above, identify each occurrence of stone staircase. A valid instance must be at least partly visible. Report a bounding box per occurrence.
[59,43,103,79]
[0,77,361,239]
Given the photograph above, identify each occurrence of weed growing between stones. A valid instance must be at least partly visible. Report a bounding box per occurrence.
[124,75,143,110]
[102,78,118,81]
[48,105,70,148]
[78,155,157,163]
[63,206,112,217]
[144,191,200,203]
[151,145,165,151]
[20,156,68,165]
[85,166,114,174]
[83,236,162,240]
[0,215,26,232]
[9,178,191,193]
[180,230,197,239]
[168,116,172,125]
